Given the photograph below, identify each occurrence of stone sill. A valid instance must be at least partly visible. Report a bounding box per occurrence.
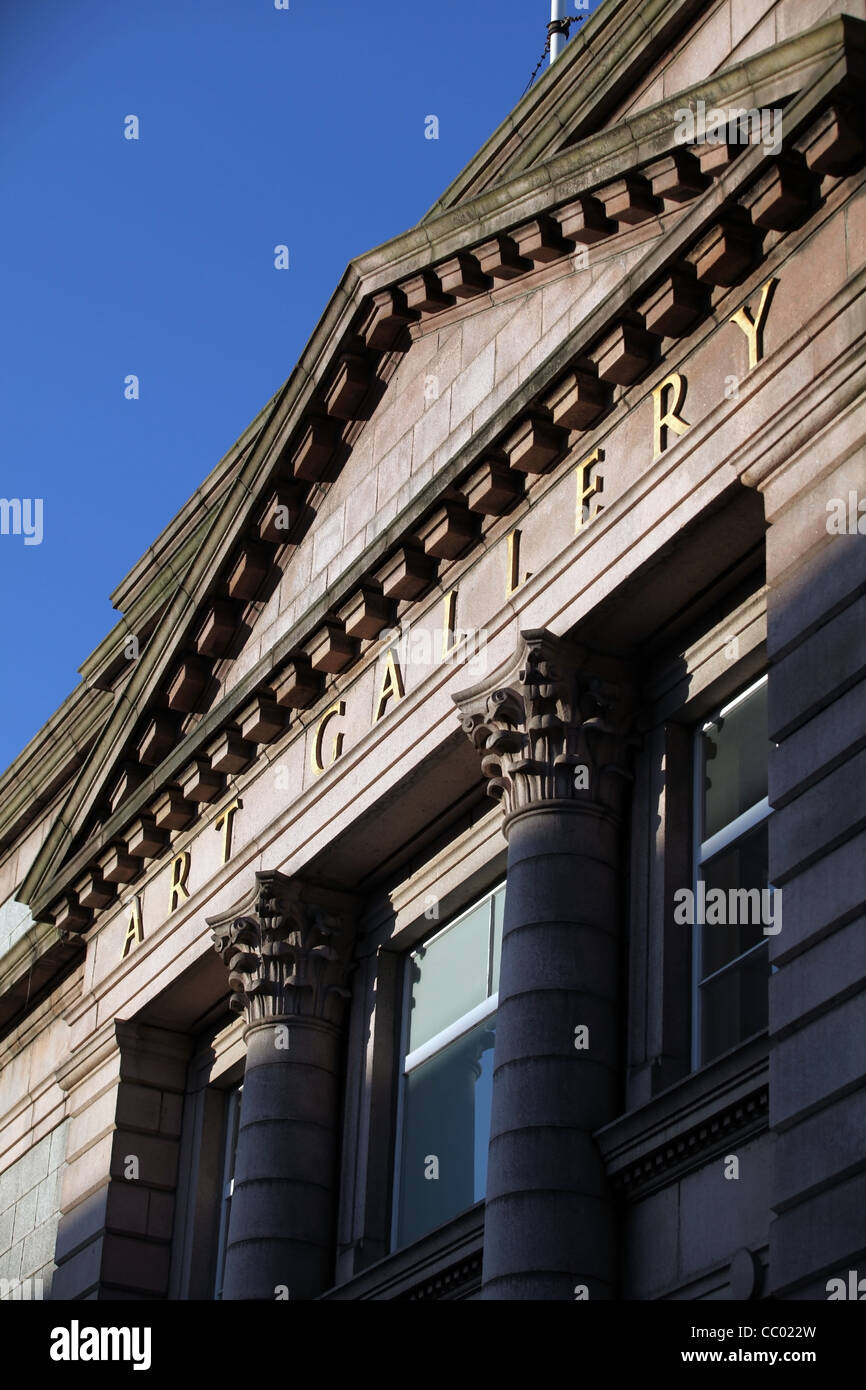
[597,1033,769,1200]
[320,1204,484,1301]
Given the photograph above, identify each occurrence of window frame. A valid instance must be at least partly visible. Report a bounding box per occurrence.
[213,1081,243,1300]
[690,672,772,1070]
[390,879,505,1253]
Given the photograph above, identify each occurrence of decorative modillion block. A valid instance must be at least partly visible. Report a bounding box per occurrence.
[100,845,141,885]
[74,870,116,911]
[453,628,635,821]
[505,416,567,474]
[795,105,864,176]
[53,893,91,936]
[305,620,358,675]
[418,502,478,560]
[544,368,608,431]
[511,216,568,264]
[272,657,322,710]
[238,693,286,745]
[258,485,302,545]
[358,288,417,351]
[292,417,337,480]
[473,235,530,281]
[436,254,490,299]
[462,460,523,515]
[376,546,437,602]
[209,870,357,1026]
[166,657,211,713]
[645,150,708,204]
[696,142,740,178]
[179,757,223,804]
[741,154,814,231]
[597,175,659,225]
[555,197,615,245]
[227,543,272,601]
[400,271,452,315]
[337,585,393,641]
[593,321,657,386]
[126,815,167,860]
[195,601,237,659]
[323,356,370,421]
[208,728,255,776]
[152,786,196,831]
[136,715,178,768]
[108,764,146,814]
[637,268,707,339]
[686,216,757,287]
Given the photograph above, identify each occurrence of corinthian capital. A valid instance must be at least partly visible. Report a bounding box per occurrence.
[452,629,635,821]
[208,871,357,1027]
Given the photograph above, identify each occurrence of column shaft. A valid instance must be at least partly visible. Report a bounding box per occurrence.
[221,1017,343,1300]
[482,804,621,1300]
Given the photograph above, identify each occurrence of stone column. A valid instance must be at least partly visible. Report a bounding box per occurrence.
[210,871,356,1301]
[454,629,634,1300]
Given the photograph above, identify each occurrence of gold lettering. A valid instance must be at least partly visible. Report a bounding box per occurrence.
[506,529,531,597]
[214,798,241,865]
[652,372,690,458]
[374,650,405,722]
[168,851,191,913]
[575,448,604,531]
[729,276,778,371]
[312,700,345,774]
[441,589,458,660]
[120,895,144,960]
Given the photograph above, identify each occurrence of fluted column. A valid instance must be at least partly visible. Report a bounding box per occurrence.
[209,871,356,1300]
[454,629,634,1300]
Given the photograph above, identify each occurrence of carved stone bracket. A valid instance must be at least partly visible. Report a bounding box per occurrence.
[452,628,636,822]
[208,870,357,1027]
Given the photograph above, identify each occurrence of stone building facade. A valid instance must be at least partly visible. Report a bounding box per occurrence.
[1,0,864,1302]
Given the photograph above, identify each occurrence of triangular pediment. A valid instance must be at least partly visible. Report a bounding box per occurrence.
[19,9,865,926]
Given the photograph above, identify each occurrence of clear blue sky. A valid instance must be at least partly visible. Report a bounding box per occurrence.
[0,0,603,775]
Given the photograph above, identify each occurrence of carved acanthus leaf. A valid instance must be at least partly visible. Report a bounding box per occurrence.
[454,629,635,818]
[211,871,355,1025]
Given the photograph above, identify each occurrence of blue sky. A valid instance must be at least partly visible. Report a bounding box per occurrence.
[0,0,603,774]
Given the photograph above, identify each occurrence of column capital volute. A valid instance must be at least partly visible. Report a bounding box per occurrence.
[452,627,636,824]
[207,870,361,1028]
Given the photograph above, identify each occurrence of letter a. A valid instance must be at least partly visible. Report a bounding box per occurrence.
[50,1329,71,1362]
[673,888,693,925]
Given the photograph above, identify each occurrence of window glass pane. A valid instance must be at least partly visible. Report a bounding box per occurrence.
[700,943,768,1064]
[397,1017,496,1249]
[700,823,769,979]
[407,902,490,1053]
[702,680,768,839]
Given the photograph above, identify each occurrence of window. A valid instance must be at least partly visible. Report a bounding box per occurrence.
[692,674,773,1068]
[392,884,505,1250]
[213,1083,242,1299]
